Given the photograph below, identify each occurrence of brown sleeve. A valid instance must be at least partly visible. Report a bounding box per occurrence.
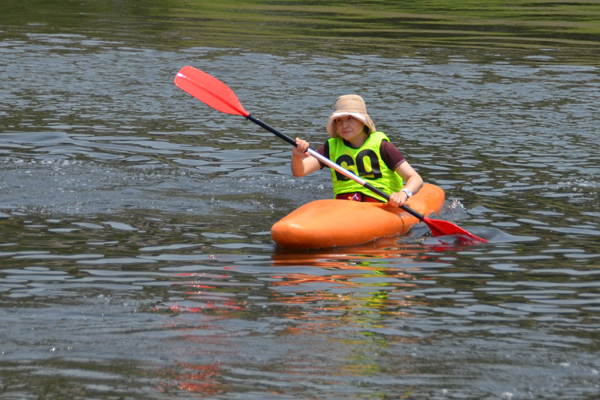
[380,140,406,170]
[314,141,329,169]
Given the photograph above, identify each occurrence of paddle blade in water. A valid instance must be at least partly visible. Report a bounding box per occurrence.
[174,66,249,117]
[423,216,486,244]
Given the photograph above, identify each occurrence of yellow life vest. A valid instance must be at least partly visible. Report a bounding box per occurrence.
[328,131,403,202]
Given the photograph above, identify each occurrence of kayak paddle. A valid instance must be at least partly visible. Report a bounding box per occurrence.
[174,66,486,244]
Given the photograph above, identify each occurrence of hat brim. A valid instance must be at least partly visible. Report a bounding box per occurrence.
[326,111,375,138]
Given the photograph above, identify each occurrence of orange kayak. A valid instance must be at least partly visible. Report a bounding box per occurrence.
[271,183,445,249]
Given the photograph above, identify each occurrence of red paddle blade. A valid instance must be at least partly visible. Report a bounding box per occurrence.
[174,66,249,117]
[422,216,486,244]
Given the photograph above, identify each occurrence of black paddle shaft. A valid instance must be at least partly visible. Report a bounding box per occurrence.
[246,114,297,147]
[245,114,425,222]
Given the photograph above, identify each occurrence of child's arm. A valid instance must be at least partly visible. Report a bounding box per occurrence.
[389,161,423,207]
[291,138,322,177]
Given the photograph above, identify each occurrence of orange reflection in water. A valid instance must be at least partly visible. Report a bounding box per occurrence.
[151,237,441,397]
[163,236,440,327]
[271,237,434,264]
[159,362,224,395]
[264,237,444,320]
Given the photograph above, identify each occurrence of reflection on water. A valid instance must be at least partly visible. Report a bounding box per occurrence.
[2,0,600,63]
[2,211,600,397]
[1,2,600,398]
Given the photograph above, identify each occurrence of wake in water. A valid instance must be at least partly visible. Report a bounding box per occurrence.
[400,199,540,247]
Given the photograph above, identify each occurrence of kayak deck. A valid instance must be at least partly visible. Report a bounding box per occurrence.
[271,183,445,249]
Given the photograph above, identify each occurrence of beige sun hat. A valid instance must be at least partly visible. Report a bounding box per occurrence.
[326,94,376,138]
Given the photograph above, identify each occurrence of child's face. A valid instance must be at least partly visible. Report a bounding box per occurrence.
[335,116,365,142]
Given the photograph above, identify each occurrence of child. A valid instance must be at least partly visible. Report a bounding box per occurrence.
[291,94,423,208]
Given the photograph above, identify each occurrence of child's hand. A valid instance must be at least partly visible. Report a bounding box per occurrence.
[293,138,309,157]
[388,190,409,207]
